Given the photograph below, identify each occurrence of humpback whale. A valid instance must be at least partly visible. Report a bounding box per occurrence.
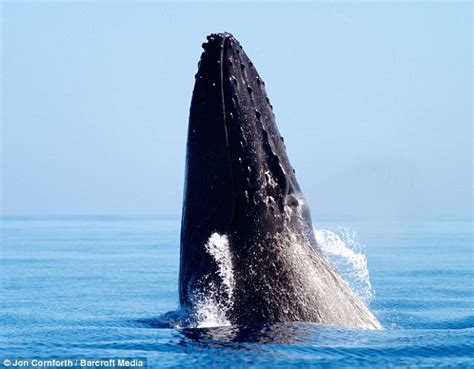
[179,32,381,329]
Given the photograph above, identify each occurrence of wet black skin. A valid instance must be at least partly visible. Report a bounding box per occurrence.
[180,32,316,321]
[179,33,381,328]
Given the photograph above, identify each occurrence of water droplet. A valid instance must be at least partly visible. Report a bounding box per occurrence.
[280,135,284,142]
[232,94,239,108]
[256,77,262,85]
[247,86,253,94]
[255,110,261,119]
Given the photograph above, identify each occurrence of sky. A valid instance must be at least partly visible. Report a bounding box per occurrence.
[1,1,472,220]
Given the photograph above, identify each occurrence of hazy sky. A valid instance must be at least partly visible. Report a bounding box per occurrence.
[1,1,472,219]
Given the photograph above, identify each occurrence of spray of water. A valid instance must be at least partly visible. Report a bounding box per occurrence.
[192,233,234,328]
[314,227,374,303]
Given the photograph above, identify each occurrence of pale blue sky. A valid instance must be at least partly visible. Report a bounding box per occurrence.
[1,1,472,219]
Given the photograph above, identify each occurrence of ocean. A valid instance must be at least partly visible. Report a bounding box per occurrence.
[1,216,473,368]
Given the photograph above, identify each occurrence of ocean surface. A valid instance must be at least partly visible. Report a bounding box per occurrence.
[1,216,473,368]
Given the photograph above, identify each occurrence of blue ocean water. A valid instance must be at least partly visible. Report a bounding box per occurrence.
[1,216,473,368]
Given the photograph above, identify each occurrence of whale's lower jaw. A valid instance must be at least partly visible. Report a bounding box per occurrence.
[229,230,382,329]
[182,217,381,330]
[179,32,381,330]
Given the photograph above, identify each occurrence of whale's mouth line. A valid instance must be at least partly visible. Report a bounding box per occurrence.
[218,37,237,226]
[219,37,230,155]
[218,35,247,226]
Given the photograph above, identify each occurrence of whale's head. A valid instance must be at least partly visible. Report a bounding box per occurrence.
[180,33,314,306]
[183,33,310,232]
[179,34,382,330]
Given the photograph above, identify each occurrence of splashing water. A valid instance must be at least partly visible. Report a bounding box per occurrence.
[193,233,234,328]
[192,291,230,328]
[205,233,235,301]
[314,227,374,303]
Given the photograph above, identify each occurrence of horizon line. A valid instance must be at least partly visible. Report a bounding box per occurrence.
[0,214,472,222]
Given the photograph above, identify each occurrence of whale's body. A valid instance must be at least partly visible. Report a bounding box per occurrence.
[179,33,381,329]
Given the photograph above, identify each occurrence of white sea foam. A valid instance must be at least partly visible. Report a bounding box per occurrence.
[314,227,374,303]
[193,292,231,328]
